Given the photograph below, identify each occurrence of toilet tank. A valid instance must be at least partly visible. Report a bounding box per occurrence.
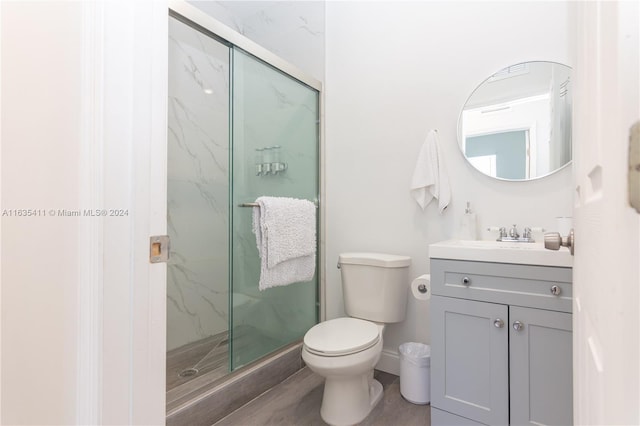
[339,253,411,323]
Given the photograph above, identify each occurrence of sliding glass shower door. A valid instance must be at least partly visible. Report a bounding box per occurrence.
[166,15,231,396]
[230,48,319,369]
[167,13,320,398]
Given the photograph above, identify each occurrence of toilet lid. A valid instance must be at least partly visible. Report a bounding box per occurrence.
[304,317,380,356]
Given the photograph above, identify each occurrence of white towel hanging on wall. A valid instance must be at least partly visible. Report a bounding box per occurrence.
[410,129,451,214]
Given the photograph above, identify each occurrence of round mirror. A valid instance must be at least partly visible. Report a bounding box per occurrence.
[458,61,572,181]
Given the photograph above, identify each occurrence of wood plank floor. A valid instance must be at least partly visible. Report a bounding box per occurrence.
[214,367,431,426]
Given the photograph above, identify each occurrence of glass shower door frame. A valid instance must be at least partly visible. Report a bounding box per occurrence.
[168,0,324,377]
[229,45,320,370]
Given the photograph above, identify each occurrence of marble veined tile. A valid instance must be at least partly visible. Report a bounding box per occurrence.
[233,49,318,203]
[167,258,228,351]
[167,179,227,259]
[189,1,325,80]
[168,16,231,351]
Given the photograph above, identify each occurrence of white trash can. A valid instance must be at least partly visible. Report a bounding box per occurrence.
[398,342,431,405]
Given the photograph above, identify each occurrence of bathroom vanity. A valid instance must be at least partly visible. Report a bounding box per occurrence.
[429,240,573,426]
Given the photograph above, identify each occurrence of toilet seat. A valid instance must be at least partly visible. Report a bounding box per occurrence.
[303,317,380,357]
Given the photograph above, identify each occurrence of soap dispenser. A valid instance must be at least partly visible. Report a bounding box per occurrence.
[458,202,477,240]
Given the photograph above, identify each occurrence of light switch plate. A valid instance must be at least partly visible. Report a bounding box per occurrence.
[630,121,640,213]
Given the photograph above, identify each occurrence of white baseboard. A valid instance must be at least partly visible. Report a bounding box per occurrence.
[375,348,400,376]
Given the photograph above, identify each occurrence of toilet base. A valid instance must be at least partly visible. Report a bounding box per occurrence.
[369,379,384,410]
[301,323,385,426]
[320,377,384,426]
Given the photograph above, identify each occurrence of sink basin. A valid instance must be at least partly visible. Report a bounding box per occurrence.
[429,239,573,267]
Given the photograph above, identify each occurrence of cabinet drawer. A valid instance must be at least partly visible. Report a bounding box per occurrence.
[431,259,572,313]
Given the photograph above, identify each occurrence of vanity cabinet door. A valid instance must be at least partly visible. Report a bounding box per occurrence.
[432,296,509,425]
[509,306,573,426]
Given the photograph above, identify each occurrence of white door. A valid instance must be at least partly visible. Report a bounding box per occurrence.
[572,1,640,424]
[0,2,168,424]
[80,2,168,424]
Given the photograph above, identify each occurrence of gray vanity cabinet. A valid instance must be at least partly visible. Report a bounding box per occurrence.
[509,306,572,426]
[430,259,573,426]
[431,297,509,425]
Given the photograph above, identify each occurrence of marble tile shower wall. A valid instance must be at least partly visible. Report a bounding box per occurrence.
[189,1,325,81]
[167,17,230,351]
[185,1,324,350]
[167,14,319,353]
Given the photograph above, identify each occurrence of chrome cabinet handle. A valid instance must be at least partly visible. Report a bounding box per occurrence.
[494,318,504,328]
[513,321,524,331]
[462,276,471,286]
[550,285,561,296]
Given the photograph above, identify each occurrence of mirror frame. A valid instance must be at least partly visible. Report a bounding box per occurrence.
[457,60,573,182]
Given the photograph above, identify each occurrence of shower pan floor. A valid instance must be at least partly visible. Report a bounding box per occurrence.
[166,325,285,410]
[167,330,229,393]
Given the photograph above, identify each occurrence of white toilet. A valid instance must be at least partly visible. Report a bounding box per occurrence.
[302,252,411,426]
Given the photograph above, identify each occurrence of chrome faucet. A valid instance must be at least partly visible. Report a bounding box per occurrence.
[498,227,508,240]
[489,224,535,242]
[508,224,520,239]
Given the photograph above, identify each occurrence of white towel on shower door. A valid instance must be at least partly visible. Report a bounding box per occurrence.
[410,129,451,214]
[252,196,316,291]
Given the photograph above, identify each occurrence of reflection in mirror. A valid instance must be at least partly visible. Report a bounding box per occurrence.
[458,62,572,181]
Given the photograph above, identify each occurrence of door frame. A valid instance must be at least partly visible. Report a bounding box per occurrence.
[77,2,168,424]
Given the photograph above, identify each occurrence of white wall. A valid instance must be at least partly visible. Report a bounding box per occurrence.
[325,1,574,365]
[1,3,82,423]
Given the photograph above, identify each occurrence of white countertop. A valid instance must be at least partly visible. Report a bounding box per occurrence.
[429,239,573,268]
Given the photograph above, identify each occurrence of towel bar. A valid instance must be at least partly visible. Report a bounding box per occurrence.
[239,201,318,208]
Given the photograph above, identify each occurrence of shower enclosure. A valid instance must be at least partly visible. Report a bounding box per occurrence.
[166,7,320,407]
